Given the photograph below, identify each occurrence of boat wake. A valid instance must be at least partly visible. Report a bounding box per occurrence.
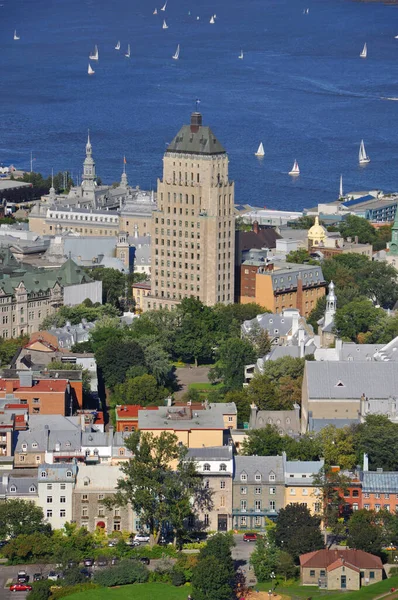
[380,96,398,101]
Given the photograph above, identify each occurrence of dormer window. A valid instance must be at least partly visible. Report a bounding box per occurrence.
[32,442,38,449]
[83,477,90,486]
[219,463,227,472]
[10,485,17,492]
[119,448,125,456]
[41,471,47,478]
[29,485,36,493]
[21,443,27,452]
[66,470,72,478]
[269,472,276,482]
[255,473,262,482]
[240,472,247,482]
[203,463,211,472]
[65,441,71,448]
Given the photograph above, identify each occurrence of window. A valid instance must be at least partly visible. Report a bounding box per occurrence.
[9,485,16,492]
[241,500,247,512]
[60,484,66,490]
[269,487,276,495]
[352,490,359,497]
[60,496,66,503]
[47,484,52,490]
[98,494,104,500]
[203,463,211,472]
[113,522,121,531]
[255,500,261,512]
[219,463,227,472]
[47,496,53,503]
[363,492,370,498]
[220,481,226,489]
[60,510,66,518]
[375,493,380,499]
[269,500,276,511]
[240,473,247,482]
[255,474,261,482]
[240,516,247,526]
[255,487,261,495]
[47,510,53,518]
[82,507,88,517]
[21,443,27,452]
[370,572,375,579]
[82,494,88,501]
[32,442,38,448]
[254,516,261,526]
[204,514,209,526]
[320,570,326,577]
[66,470,72,477]
[303,488,308,496]
[240,487,247,495]
[29,485,36,493]
[385,493,390,499]
[19,455,25,462]
[290,488,296,495]
[220,496,225,507]
[310,570,315,577]
[98,508,105,517]
[269,473,276,481]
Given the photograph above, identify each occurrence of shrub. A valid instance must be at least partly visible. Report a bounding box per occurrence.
[182,541,206,550]
[148,570,172,584]
[94,559,148,587]
[62,567,88,586]
[50,583,99,599]
[27,580,52,600]
[172,570,186,586]
[175,554,198,582]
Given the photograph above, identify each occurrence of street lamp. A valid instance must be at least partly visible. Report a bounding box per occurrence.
[268,571,275,599]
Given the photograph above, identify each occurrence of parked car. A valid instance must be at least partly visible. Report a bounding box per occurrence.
[126,538,140,547]
[96,558,108,567]
[243,533,257,542]
[80,568,92,579]
[10,584,33,592]
[139,557,150,565]
[134,533,150,543]
[83,558,94,567]
[17,572,29,583]
[47,571,60,582]
[33,573,42,582]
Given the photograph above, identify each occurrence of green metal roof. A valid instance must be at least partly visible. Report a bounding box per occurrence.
[166,113,226,156]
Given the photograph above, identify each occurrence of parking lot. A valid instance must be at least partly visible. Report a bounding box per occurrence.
[0,564,53,599]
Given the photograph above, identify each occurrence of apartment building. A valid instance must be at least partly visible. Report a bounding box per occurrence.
[37,462,77,530]
[146,111,235,310]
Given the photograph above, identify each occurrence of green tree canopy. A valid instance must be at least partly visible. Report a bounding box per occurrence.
[347,510,385,556]
[355,415,398,471]
[111,374,168,407]
[339,215,377,244]
[0,499,50,539]
[212,338,256,389]
[334,299,384,342]
[95,338,145,389]
[272,504,324,562]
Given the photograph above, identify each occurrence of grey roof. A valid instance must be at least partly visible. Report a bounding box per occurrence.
[269,264,325,292]
[307,417,359,433]
[284,459,324,484]
[166,115,225,156]
[266,344,316,361]
[38,462,77,481]
[233,455,284,483]
[305,361,398,400]
[362,471,398,493]
[46,320,96,349]
[48,429,82,452]
[15,428,48,453]
[242,311,299,337]
[340,343,383,362]
[187,446,233,461]
[249,407,300,435]
[81,431,110,447]
[5,476,38,496]
[27,415,80,430]
[138,405,225,430]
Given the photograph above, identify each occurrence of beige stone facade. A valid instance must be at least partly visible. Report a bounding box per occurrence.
[29,205,120,237]
[145,113,235,310]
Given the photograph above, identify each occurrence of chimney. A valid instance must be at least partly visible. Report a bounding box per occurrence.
[252,220,259,235]
[291,311,299,336]
[5,380,14,394]
[190,112,202,133]
[296,275,303,315]
[335,339,343,358]
[298,329,305,358]
[363,453,369,472]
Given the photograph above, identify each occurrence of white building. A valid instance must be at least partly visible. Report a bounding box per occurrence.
[37,462,77,530]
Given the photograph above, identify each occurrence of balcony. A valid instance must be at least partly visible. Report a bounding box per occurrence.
[232,508,278,516]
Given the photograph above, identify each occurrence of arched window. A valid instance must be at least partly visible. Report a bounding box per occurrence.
[203,463,211,472]
[10,485,17,492]
[119,448,125,456]
[219,463,227,472]
[29,485,36,493]
[66,470,72,478]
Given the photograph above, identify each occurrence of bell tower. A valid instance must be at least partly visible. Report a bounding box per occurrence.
[82,131,96,193]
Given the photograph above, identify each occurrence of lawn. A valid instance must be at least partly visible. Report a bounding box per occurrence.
[188,382,223,398]
[67,582,192,600]
[258,575,398,600]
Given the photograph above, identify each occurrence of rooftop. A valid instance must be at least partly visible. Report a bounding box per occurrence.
[300,549,382,570]
[138,405,225,430]
[233,455,284,483]
[116,405,158,420]
[166,113,226,156]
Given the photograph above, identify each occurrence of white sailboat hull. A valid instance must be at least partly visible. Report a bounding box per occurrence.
[289,171,300,175]
[359,158,370,164]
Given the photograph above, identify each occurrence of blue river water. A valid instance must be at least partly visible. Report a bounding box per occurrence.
[0,0,398,211]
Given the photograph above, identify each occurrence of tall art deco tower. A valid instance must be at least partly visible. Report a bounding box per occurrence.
[147,112,235,309]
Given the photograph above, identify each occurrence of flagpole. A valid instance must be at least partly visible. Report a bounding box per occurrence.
[30,151,33,173]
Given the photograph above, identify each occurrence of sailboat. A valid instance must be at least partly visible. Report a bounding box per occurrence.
[210,15,215,24]
[115,41,120,50]
[360,43,367,58]
[288,160,300,176]
[359,139,370,164]
[339,175,343,198]
[125,44,131,58]
[162,19,168,29]
[89,45,99,60]
[239,50,244,59]
[153,8,158,14]
[88,63,95,75]
[161,0,167,10]
[255,143,265,157]
[172,44,180,60]
[13,29,20,40]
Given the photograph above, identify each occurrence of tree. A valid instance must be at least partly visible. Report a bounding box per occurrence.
[95,338,145,389]
[339,215,377,244]
[272,504,324,562]
[27,580,53,600]
[109,431,212,546]
[277,551,297,581]
[40,303,119,330]
[0,500,49,539]
[2,532,52,563]
[316,425,357,470]
[173,299,216,366]
[111,374,168,407]
[89,267,127,306]
[247,374,280,410]
[0,335,29,366]
[289,216,315,230]
[356,261,398,309]
[241,425,286,457]
[250,537,280,581]
[278,375,303,408]
[261,356,308,383]
[312,467,350,533]
[214,338,256,389]
[192,556,235,600]
[347,510,384,556]
[200,532,235,564]
[355,415,398,471]
[94,559,149,586]
[48,361,91,395]
[334,299,384,342]
[245,322,271,357]
[224,389,251,427]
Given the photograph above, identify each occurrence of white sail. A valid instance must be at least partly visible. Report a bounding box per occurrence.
[255,143,265,157]
[239,50,244,59]
[125,44,130,58]
[153,8,158,14]
[359,139,370,164]
[161,0,167,10]
[13,29,20,40]
[288,159,300,175]
[210,15,215,24]
[360,43,367,58]
[89,45,98,60]
[172,44,180,60]
[115,41,120,50]
[339,175,343,198]
[88,63,95,75]
[162,19,168,29]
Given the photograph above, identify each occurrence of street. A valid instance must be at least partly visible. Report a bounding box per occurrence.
[232,534,258,586]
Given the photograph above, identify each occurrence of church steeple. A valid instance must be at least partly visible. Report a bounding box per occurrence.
[82,130,96,191]
[120,156,128,189]
[324,281,337,328]
[48,168,56,202]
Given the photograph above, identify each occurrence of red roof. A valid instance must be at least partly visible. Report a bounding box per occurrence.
[132,282,151,290]
[300,549,382,570]
[116,405,158,419]
[0,379,67,393]
[15,415,26,422]
[4,404,28,410]
[327,558,360,574]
